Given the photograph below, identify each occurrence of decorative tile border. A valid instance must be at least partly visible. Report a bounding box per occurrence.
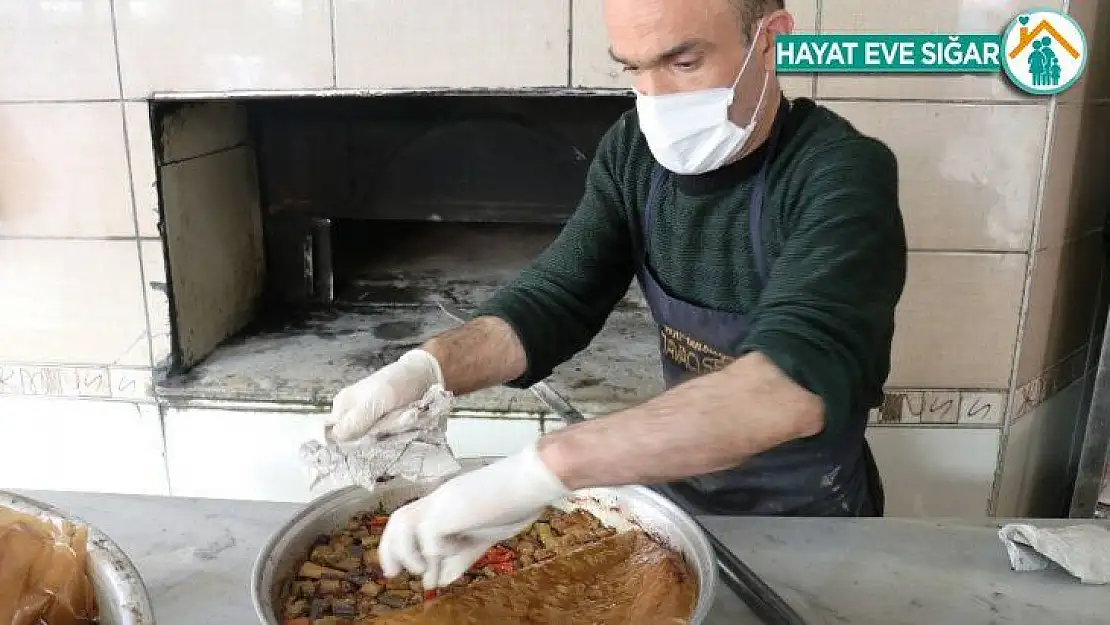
[0,360,1037,428]
[1009,346,1089,423]
[0,364,154,401]
[868,389,1008,427]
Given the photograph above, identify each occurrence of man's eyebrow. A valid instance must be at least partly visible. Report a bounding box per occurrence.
[609,39,710,67]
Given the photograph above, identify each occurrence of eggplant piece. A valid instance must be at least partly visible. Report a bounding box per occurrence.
[331,599,357,619]
[377,592,409,609]
[300,561,344,579]
[384,573,410,590]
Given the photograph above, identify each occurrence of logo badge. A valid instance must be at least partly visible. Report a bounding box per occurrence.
[1001,10,1088,95]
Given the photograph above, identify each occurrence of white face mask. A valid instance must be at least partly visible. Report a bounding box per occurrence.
[635,22,770,175]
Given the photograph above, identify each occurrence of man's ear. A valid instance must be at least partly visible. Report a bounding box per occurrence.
[761,10,795,71]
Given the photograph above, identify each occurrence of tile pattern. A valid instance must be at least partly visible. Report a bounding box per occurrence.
[0,365,153,402]
[1010,345,1089,423]
[870,389,1007,426]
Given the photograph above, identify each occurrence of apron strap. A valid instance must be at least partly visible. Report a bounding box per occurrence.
[748,100,788,288]
[639,165,671,265]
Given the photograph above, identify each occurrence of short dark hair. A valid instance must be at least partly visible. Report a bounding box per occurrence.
[731,0,785,39]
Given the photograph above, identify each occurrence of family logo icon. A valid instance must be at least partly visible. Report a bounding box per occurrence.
[1001,10,1088,95]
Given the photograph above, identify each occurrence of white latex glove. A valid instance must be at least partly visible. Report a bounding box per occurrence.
[379,441,570,588]
[329,349,443,442]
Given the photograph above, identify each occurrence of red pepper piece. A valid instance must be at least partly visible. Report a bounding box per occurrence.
[487,561,515,575]
[424,590,438,602]
[482,546,515,564]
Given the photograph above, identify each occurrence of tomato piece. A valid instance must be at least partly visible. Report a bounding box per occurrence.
[483,546,515,564]
[424,590,438,602]
[369,515,390,527]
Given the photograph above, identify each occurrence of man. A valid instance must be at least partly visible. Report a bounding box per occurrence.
[328,0,907,588]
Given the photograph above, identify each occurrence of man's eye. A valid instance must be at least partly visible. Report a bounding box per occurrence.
[673,59,701,72]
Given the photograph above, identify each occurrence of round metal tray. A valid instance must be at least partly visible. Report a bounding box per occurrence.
[252,482,717,624]
[0,490,156,625]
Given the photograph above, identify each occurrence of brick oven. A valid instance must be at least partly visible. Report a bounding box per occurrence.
[149,94,661,417]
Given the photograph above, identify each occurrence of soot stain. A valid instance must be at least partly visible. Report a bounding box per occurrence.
[373,320,421,340]
[347,342,421,369]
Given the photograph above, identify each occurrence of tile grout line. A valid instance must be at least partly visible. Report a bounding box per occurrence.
[811,0,822,99]
[328,0,339,89]
[989,96,1060,515]
[566,0,574,87]
[108,0,159,392]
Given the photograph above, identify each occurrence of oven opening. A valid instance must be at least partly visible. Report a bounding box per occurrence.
[152,95,661,414]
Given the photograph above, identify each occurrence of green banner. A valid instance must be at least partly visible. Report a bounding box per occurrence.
[775,34,1003,73]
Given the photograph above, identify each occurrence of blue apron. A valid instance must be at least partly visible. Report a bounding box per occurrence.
[636,102,884,516]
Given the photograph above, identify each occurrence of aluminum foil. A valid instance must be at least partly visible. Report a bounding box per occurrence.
[299,385,461,492]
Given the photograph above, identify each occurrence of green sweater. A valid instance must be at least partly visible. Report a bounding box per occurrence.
[478,97,907,441]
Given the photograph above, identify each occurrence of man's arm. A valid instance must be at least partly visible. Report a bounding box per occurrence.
[538,136,907,489]
[421,317,526,395]
[420,119,638,394]
[540,352,823,488]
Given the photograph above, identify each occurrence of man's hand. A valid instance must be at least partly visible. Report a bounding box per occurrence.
[378,442,569,588]
[328,349,443,441]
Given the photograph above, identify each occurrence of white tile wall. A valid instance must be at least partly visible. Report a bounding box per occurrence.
[0,103,134,238]
[825,102,1049,252]
[0,396,168,496]
[140,241,173,371]
[123,103,161,238]
[446,418,542,457]
[0,239,149,366]
[163,407,328,503]
[995,378,1086,517]
[162,407,542,503]
[113,0,334,97]
[334,0,570,89]
[0,1,119,101]
[867,427,1000,517]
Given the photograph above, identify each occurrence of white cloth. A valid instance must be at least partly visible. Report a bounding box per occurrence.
[998,523,1110,584]
[379,441,569,588]
[300,384,461,493]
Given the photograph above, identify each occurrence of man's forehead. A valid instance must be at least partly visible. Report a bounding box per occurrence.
[603,0,742,63]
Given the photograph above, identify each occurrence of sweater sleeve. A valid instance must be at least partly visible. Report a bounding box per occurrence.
[740,136,907,437]
[476,119,637,387]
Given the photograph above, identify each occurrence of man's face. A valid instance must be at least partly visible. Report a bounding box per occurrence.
[604,0,790,122]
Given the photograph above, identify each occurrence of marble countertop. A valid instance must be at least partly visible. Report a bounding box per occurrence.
[19,490,1110,625]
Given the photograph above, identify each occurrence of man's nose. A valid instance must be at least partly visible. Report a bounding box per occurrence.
[634,72,679,97]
